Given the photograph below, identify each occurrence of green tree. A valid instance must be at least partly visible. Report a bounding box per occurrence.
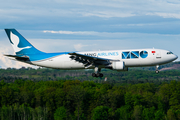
[0,105,11,120]
[43,87,56,119]
[108,86,125,110]
[92,106,109,120]
[167,109,176,120]
[133,105,143,120]
[54,106,67,120]
[175,109,180,120]
[67,85,86,120]
[0,86,14,106]
[115,105,132,120]
[55,88,65,107]
[154,110,165,120]
[142,107,155,120]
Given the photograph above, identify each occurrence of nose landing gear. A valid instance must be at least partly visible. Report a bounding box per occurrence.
[155,65,159,74]
[155,70,159,74]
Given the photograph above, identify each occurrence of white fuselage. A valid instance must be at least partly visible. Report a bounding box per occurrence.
[31,49,178,70]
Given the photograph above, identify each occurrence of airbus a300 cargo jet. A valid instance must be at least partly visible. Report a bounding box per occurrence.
[4,29,178,77]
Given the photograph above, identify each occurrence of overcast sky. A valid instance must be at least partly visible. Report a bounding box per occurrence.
[0,0,180,68]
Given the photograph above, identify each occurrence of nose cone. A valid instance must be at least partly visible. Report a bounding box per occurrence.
[173,54,178,61]
[167,54,178,63]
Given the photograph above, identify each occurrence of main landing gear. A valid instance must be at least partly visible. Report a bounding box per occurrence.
[155,65,159,74]
[92,73,103,77]
[92,66,103,77]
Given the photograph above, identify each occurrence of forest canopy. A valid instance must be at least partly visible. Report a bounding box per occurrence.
[0,61,180,119]
[0,80,180,120]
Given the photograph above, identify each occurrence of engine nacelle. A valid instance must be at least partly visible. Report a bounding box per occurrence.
[112,61,128,71]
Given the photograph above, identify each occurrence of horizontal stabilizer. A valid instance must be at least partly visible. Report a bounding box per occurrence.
[4,54,30,61]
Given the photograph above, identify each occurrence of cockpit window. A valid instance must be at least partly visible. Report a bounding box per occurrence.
[167,52,173,54]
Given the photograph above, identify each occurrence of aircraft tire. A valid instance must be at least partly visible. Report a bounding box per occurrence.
[155,70,159,74]
[99,73,103,77]
[96,73,100,77]
[92,73,96,77]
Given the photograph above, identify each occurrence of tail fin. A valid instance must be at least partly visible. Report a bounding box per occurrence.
[5,29,43,55]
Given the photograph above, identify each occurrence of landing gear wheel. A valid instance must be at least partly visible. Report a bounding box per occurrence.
[92,73,96,77]
[96,73,100,77]
[99,73,103,77]
[155,70,159,74]
[92,73,103,77]
[96,73,104,77]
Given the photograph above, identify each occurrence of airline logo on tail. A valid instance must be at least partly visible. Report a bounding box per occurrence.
[10,31,32,53]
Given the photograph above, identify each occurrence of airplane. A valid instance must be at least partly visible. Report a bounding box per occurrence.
[4,29,178,77]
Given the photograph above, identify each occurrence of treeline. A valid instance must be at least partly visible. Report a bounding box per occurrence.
[134,61,180,71]
[0,80,180,120]
[1,67,180,85]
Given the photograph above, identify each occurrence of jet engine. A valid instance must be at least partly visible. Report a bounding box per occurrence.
[112,61,128,71]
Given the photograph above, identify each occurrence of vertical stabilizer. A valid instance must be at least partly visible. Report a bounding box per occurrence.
[5,29,43,55]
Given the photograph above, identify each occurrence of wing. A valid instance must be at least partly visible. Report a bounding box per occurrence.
[69,52,119,68]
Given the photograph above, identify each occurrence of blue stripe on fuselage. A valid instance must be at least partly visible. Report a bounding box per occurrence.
[22,52,69,61]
